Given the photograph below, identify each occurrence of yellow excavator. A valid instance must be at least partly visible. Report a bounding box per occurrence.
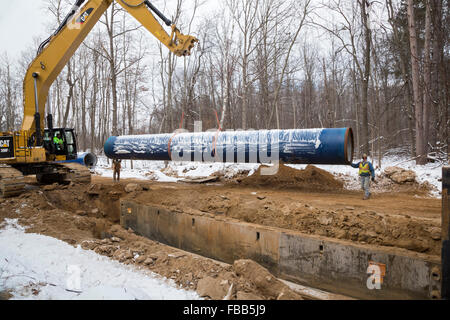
[0,0,198,197]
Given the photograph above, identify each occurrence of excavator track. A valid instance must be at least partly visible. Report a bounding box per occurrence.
[0,166,25,198]
[58,163,92,184]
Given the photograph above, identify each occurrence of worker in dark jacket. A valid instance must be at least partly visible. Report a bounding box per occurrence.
[351,153,375,200]
[112,159,122,182]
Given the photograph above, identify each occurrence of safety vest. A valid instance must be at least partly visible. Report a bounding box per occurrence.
[359,162,370,176]
[53,137,63,145]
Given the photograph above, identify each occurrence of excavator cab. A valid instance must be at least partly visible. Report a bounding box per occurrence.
[43,128,78,161]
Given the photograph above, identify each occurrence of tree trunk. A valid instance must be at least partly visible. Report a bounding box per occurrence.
[431,0,448,159]
[62,62,75,128]
[360,0,371,154]
[407,0,427,164]
[107,3,119,136]
[423,0,432,155]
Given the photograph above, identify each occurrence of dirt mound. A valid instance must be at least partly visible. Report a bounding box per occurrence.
[127,176,441,256]
[240,164,344,191]
[191,259,303,300]
[233,260,302,300]
[373,176,436,195]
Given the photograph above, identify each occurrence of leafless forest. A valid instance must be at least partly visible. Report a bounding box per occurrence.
[0,0,448,164]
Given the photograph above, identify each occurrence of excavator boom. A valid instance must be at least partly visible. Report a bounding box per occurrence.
[22,0,198,134]
[0,0,197,197]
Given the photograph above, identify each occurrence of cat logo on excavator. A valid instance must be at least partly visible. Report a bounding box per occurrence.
[0,140,10,148]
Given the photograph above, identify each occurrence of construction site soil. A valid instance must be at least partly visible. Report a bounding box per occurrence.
[0,164,442,299]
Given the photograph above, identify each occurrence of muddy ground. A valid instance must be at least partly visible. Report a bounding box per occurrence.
[0,177,304,300]
[0,165,442,299]
[136,165,442,256]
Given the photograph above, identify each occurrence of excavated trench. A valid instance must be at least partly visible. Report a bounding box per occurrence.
[0,180,316,300]
[0,169,443,300]
[120,199,441,300]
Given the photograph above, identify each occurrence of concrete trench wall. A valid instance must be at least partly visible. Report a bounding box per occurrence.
[120,200,441,300]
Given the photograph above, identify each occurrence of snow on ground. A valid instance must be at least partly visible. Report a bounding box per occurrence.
[0,219,200,300]
[93,155,446,198]
[94,156,259,182]
[95,158,178,182]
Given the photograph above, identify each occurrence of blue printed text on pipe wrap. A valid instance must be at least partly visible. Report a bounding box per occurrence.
[104,128,353,165]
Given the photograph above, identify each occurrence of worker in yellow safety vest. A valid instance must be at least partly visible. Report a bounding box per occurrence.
[351,153,375,200]
[53,133,64,151]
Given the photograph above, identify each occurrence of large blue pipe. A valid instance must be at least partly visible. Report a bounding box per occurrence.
[104,128,354,165]
[55,152,98,167]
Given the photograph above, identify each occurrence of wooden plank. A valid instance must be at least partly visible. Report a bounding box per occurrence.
[280,279,355,300]
[178,176,219,184]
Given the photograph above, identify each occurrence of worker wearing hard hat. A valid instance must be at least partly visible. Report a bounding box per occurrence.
[351,154,375,200]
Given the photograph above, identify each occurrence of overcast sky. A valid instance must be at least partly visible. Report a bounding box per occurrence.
[0,0,51,58]
[0,0,204,59]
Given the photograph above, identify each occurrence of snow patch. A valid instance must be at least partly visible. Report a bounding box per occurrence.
[94,157,259,182]
[0,220,200,300]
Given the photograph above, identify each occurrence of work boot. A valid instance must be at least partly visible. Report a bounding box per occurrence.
[363,195,369,200]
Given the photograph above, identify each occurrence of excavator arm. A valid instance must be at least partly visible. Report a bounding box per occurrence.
[116,0,198,57]
[22,0,198,141]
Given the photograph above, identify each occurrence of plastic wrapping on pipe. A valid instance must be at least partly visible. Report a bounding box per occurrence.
[104,128,354,165]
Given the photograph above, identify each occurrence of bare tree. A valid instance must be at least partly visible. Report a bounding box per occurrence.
[227,0,262,129]
[1,0,447,162]
[407,0,427,164]
[271,0,311,129]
